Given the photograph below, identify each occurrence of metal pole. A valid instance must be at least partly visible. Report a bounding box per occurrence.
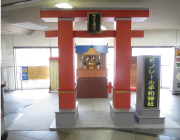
[21,66,22,91]
[14,49,17,90]
[7,68,10,92]
[1,86,5,118]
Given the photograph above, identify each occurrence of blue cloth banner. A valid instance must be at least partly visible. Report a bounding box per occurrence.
[22,66,28,80]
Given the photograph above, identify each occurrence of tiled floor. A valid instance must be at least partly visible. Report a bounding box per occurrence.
[4,130,180,140]
[1,89,180,140]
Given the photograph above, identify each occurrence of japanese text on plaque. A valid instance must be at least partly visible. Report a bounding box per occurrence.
[144,57,160,108]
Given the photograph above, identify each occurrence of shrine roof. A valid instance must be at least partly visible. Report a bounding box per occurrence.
[76,45,108,53]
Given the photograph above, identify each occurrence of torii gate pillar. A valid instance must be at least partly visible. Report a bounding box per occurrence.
[113,18,131,108]
[58,18,76,109]
[110,18,135,126]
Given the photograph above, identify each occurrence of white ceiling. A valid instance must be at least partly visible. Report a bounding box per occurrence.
[1,0,180,34]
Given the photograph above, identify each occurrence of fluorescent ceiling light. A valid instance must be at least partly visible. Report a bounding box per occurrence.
[55,3,73,8]
[101,26,107,30]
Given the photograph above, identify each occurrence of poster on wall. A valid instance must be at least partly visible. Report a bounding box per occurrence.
[50,60,59,90]
[28,66,49,80]
[87,13,102,33]
[22,66,49,80]
[22,66,28,80]
[143,56,160,108]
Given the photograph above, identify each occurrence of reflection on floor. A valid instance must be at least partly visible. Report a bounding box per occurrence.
[5,129,180,140]
[1,89,180,140]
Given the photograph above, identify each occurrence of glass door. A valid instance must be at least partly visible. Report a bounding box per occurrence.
[14,48,51,89]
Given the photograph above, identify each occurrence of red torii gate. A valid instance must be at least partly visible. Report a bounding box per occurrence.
[40,8,149,111]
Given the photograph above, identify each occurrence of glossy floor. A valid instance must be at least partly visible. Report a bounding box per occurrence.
[4,129,180,140]
[1,89,180,140]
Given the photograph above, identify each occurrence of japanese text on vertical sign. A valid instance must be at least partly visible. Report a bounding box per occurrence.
[144,57,160,108]
[87,13,102,33]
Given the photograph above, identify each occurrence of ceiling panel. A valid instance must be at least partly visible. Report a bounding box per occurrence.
[1,0,180,34]
[1,0,30,5]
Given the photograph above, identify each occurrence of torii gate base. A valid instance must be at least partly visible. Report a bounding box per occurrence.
[53,102,134,128]
[55,102,78,126]
[110,102,135,126]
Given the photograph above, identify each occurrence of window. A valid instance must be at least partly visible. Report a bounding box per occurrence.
[15,48,50,66]
[132,47,174,88]
[51,48,59,57]
[107,48,114,85]
[14,48,51,89]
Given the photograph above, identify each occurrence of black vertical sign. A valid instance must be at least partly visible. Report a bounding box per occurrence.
[144,57,160,108]
[87,13,102,33]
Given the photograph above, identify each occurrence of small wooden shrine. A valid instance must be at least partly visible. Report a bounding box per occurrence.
[82,47,101,69]
[76,45,108,98]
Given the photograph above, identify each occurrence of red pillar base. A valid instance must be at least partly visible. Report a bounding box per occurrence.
[113,89,131,108]
[58,89,76,109]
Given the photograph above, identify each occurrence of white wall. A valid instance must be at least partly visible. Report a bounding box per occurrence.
[75,38,114,46]
[1,30,180,67]
[177,30,180,46]
[132,30,177,46]
[12,31,115,47]
[1,35,14,67]
[9,30,180,48]
[92,38,114,46]
[50,38,58,47]
[75,38,92,45]
[13,31,50,47]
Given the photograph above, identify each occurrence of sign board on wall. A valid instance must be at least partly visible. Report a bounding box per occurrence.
[22,66,28,80]
[50,60,59,90]
[22,66,49,80]
[28,66,49,80]
[143,56,160,108]
[87,13,102,33]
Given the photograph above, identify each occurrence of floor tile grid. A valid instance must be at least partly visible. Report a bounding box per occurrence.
[6,130,180,140]
[8,131,69,140]
[93,98,112,112]
[3,89,180,139]
[7,133,37,140]
[5,130,160,140]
